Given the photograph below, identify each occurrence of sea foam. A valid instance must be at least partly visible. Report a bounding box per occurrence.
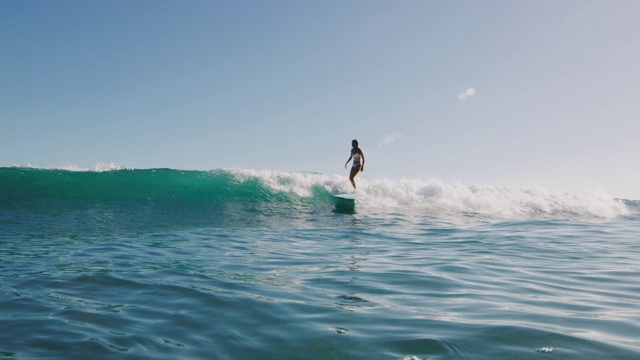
[227,169,629,219]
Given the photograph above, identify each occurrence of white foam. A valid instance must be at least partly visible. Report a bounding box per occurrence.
[358,178,628,218]
[226,168,352,197]
[10,162,126,172]
[56,162,125,172]
[226,169,629,219]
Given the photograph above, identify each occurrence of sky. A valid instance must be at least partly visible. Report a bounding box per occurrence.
[1,0,639,199]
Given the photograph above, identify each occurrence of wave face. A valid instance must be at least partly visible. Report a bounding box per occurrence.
[0,167,631,231]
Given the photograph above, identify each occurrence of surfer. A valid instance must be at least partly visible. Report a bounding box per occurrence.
[345,139,365,189]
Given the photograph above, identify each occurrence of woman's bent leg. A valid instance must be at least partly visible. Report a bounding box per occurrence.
[349,165,361,189]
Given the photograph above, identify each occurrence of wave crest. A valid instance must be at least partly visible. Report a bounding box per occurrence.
[0,167,631,221]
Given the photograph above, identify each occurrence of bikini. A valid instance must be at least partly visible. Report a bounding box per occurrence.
[352,150,362,168]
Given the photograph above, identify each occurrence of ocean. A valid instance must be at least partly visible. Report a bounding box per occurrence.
[1,166,638,359]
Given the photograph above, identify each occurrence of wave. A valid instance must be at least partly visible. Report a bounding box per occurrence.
[358,178,631,219]
[0,167,631,227]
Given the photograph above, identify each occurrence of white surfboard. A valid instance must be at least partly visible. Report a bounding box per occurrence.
[333,193,358,202]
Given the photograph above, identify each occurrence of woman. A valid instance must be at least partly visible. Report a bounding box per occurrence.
[344,139,365,189]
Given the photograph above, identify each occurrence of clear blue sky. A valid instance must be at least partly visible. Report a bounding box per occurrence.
[2,0,639,199]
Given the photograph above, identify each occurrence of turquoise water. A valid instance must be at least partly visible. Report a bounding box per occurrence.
[1,167,639,359]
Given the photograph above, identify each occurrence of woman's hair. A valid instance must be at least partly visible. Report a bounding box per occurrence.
[352,139,359,147]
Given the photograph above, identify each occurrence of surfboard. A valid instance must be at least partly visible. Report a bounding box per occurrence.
[333,193,358,202]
